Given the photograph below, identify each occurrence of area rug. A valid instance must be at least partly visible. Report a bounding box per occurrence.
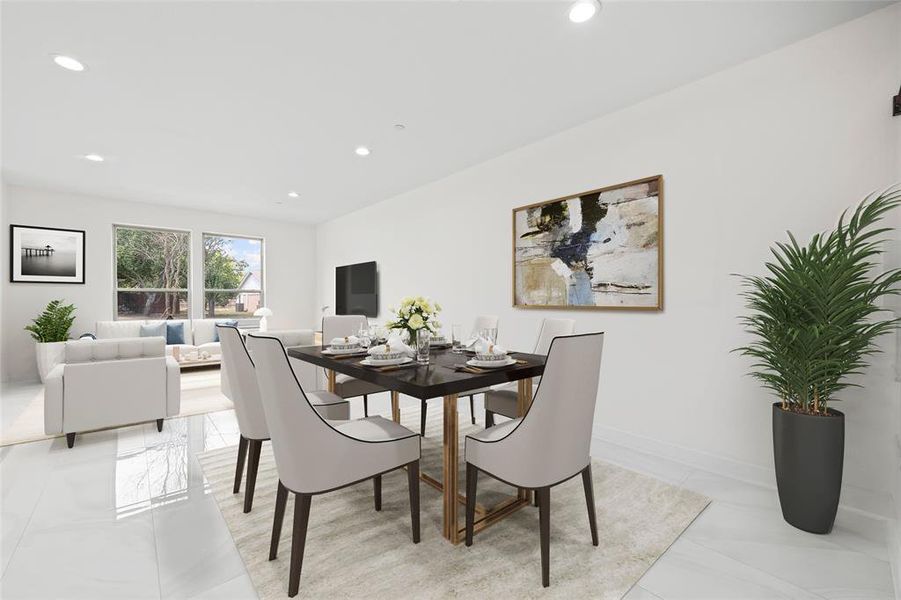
[198,406,709,599]
[0,367,233,447]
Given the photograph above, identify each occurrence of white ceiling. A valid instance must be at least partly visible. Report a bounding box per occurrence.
[1,1,889,224]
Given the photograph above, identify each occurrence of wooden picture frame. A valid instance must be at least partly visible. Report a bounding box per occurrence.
[10,224,86,284]
[512,175,663,311]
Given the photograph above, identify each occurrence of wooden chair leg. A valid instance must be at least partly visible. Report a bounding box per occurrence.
[363,394,369,417]
[538,487,550,587]
[373,475,382,511]
[420,400,427,437]
[469,395,476,425]
[407,461,420,543]
[582,465,599,546]
[244,439,262,513]
[485,411,495,428]
[233,435,248,494]
[270,481,288,560]
[288,493,312,597]
[465,462,478,546]
[66,432,76,448]
[156,418,163,432]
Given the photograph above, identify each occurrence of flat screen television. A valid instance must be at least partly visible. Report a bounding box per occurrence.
[336,261,378,317]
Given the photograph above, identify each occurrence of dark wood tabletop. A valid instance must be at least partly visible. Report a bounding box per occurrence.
[287,346,546,399]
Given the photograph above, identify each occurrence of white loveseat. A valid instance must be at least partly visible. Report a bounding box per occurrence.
[95,319,226,361]
[44,337,181,448]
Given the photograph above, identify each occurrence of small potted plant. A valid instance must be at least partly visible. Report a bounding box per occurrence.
[25,299,76,382]
[736,188,900,534]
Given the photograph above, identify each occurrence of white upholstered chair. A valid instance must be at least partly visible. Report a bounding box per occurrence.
[464,332,604,588]
[44,337,180,448]
[218,325,349,513]
[418,314,499,435]
[247,333,421,597]
[484,318,576,427]
[322,315,387,416]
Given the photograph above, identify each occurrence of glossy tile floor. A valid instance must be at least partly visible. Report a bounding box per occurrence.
[0,390,896,599]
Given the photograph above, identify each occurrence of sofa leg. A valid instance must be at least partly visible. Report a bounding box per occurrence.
[66,432,76,448]
[156,418,164,432]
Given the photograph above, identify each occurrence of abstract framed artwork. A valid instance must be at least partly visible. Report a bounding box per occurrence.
[512,175,663,310]
[10,224,86,284]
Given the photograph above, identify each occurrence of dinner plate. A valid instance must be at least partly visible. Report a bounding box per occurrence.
[467,357,516,369]
[360,356,414,367]
[322,347,365,355]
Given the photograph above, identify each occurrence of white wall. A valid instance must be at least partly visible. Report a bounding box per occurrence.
[316,6,901,513]
[1,185,317,382]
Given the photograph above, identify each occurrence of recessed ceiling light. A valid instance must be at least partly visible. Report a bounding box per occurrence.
[568,0,600,23]
[83,153,104,162]
[355,146,371,157]
[287,191,299,198]
[52,54,86,72]
[394,124,406,131]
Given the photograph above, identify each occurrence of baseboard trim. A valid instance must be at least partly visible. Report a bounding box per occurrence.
[591,425,893,520]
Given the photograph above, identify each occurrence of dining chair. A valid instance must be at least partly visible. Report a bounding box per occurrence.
[218,325,350,514]
[418,314,498,435]
[484,318,575,427]
[322,315,387,417]
[464,332,604,588]
[247,333,421,597]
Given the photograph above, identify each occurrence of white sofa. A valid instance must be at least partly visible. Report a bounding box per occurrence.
[95,319,226,361]
[220,328,319,400]
[44,337,181,448]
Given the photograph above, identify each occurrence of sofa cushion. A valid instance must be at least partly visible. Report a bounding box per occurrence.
[140,322,167,339]
[166,321,186,345]
[66,337,165,362]
[96,321,143,339]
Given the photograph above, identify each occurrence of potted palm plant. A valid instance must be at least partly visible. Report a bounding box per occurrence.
[25,299,76,382]
[736,188,901,534]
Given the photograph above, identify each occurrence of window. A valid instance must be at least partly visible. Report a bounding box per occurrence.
[203,234,263,319]
[114,225,190,320]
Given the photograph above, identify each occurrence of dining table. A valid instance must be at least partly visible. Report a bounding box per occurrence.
[287,344,546,544]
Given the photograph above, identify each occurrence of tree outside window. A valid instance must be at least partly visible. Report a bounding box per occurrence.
[115,226,190,319]
[203,234,263,319]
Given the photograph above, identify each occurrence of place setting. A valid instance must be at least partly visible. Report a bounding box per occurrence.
[454,338,524,374]
[359,335,420,372]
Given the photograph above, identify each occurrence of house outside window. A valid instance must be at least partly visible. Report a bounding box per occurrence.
[203,233,264,320]
[114,225,190,320]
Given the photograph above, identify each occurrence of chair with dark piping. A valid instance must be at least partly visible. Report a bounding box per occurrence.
[418,314,499,434]
[322,315,387,417]
[464,332,604,588]
[247,333,421,598]
[483,318,575,427]
[218,325,350,514]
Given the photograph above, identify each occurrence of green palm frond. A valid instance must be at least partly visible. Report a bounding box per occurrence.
[735,186,901,413]
[24,300,76,343]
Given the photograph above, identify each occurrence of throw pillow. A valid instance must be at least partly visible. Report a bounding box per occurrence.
[140,322,167,339]
[166,321,186,345]
[213,319,239,342]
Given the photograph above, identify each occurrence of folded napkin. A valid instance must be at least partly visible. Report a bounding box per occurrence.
[330,335,360,346]
[368,335,414,357]
[474,339,507,356]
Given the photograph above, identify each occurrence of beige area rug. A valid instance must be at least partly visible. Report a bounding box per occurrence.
[0,367,233,447]
[198,406,709,599]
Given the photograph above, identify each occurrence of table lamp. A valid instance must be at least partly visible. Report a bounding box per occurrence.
[254,307,273,332]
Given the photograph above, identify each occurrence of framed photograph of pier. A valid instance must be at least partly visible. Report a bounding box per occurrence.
[512,175,663,311]
[10,224,85,284]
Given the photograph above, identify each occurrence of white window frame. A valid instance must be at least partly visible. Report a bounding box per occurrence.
[201,232,265,326]
[112,224,192,321]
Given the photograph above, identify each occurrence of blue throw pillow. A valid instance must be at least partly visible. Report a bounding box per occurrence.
[166,321,185,345]
[140,322,167,339]
[213,319,238,342]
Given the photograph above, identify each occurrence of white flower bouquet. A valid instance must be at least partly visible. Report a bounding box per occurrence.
[384,296,442,344]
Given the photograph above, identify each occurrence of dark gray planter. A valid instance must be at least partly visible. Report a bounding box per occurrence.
[772,403,844,534]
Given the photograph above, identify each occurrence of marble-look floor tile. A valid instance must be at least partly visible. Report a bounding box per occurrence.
[147,442,210,505]
[0,511,160,600]
[0,442,51,577]
[187,573,258,599]
[623,584,665,599]
[153,492,247,599]
[639,538,825,599]
[679,470,779,510]
[590,439,694,486]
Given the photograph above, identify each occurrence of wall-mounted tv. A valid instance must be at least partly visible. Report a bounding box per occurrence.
[336,261,378,318]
